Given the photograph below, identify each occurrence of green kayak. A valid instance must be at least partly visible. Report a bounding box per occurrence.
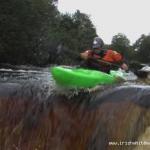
[51,66,124,88]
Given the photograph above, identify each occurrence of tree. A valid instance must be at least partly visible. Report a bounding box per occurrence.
[110,33,131,58]
[72,10,97,51]
[0,0,58,65]
[133,34,150,63]
[48,10,97,64]
[54,10,97,52]
[0,1,97,65]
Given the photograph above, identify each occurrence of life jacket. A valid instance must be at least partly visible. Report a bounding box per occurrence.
[83,49,124,72]
[92,49,123,63]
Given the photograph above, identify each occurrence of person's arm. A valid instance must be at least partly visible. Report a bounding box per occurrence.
[112,50,129,71]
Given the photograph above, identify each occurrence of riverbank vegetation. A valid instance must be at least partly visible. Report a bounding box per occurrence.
[0,0,150,66]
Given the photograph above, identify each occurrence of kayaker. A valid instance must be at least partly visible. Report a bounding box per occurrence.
[80,37,128,73]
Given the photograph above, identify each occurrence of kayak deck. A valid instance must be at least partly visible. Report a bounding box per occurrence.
[51,66,124,88]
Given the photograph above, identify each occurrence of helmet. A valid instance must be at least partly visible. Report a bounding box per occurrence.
[92,37,104,49]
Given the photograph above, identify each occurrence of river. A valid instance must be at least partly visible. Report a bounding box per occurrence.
[0,66,149,150]
[0,67,52,84]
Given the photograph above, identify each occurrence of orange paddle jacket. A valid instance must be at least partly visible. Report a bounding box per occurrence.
[86,49,123,64]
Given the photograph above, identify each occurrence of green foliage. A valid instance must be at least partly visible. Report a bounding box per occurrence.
[1,0,150,66]
[72,10,97,51]
[110,33,131,58]
[50,10,97,51]
[0,0,96,66]
[48,10,97,64]
[133,34,150,63]
[0,0,58,65]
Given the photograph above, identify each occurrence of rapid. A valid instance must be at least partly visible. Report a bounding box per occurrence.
[0,66,150,150]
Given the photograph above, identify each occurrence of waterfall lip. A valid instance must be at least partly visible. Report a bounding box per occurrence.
[88,84,150,109]
[113,84,150,90]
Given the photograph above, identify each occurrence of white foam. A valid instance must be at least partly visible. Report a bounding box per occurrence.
[0,68,13,72]
[140,66,150,72]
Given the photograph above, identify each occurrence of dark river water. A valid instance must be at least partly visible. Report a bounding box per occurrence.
[0,67,149,150]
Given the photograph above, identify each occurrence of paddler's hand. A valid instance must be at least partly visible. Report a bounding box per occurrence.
[80,50,92,60]
[121,63,129,71]
[80,52,88,60]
